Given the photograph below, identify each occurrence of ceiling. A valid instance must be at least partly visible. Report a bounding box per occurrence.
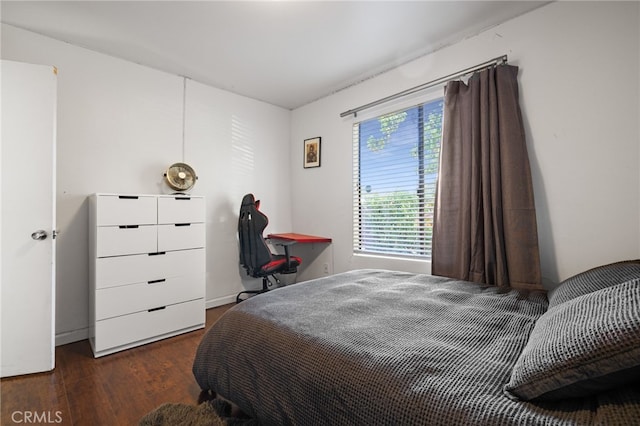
[1,1,548,110]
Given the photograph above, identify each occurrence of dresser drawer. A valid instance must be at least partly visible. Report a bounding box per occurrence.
[158,196,205,224]
[95,195,157,226]
[96,225,157,257]
[95,248,205,289]
[93,298,205,353]
[95,273,204,320]
[158,223,205,251]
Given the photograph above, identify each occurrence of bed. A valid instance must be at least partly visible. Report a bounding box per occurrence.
[193,262,640,425]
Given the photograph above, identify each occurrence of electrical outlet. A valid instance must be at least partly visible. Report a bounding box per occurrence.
[323,263,330,275]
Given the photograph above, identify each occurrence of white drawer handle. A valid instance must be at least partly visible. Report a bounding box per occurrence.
[147,279,166,285]
[148,306,166,312]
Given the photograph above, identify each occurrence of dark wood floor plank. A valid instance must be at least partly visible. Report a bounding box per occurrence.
[1,304,234,426]
[62,372,119,426]
[0,370,71,425]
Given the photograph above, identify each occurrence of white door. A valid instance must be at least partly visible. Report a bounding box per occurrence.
[1,60,57,377]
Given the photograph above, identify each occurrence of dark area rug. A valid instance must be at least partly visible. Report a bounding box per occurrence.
[139,398,258,426]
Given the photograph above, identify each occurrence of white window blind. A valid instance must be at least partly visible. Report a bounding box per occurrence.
[353,98,443,259]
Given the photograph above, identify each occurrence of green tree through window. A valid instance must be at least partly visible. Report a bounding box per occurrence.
[353,98,443,258]
[366,111,407,152]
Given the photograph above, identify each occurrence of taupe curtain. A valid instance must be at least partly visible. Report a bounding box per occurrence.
[431,65,541,290]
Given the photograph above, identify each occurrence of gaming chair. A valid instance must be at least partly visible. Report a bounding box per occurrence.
[237,193,301,303]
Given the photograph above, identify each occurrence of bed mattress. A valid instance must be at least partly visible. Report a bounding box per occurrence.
[193,269,640,425]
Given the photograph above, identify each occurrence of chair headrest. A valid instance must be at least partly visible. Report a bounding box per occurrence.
[241,193,255,207]
[241,193,262,211]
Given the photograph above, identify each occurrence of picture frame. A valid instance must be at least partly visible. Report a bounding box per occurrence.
[303,137,321,168]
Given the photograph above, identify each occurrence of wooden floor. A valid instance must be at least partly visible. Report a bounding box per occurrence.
[1,304,234,426]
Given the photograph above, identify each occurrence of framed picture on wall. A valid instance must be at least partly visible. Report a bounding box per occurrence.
[304,137,321,168]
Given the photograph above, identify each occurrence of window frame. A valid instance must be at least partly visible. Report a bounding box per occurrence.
[352,92,444,261]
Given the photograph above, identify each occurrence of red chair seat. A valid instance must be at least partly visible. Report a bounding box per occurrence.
[261,255,302,275]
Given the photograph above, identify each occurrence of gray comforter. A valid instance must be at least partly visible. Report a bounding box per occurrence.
[193,269,640,425]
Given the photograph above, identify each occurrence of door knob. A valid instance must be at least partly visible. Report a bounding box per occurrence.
[31,230,48,240]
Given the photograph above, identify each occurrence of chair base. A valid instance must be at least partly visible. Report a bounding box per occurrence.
[236,275,278,303]
[236,268,300,303]
[236,288,268,303]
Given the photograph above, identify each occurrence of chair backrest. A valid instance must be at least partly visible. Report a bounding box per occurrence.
[238,193,272,277]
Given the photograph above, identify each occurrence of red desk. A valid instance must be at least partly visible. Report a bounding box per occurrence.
[267,233,333,280]
[267,233,332,244]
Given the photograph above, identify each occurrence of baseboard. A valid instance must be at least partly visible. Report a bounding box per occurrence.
[56,327,89,346]
[206,295,236,308]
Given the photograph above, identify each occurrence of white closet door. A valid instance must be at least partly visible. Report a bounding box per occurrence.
[1,60,57,377]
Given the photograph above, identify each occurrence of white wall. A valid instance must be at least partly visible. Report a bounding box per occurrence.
[291,1,640,288]
[1,24,292,344]
[184,79,292,305]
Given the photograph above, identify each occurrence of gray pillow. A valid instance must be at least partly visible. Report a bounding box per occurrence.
[547,259,640,309]
[504,277,640,401]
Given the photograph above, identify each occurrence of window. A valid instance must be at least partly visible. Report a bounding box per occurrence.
[353,98,443,259]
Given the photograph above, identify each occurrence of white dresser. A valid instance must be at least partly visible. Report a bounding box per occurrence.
[89,193,205,357]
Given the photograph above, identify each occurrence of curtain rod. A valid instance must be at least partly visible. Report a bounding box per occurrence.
[340,54,508,118]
